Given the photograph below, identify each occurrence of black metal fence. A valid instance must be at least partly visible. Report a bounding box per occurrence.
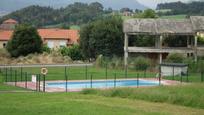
[0,64,203,92]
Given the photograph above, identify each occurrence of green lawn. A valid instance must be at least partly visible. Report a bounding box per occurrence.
[160,15,187,19]
[0,74,27,91]
[0,66,156,81]
[164,73,204,83]
[82,83,204,109]
[0,92,203,115]
[1,70,204,114]
[1,66,203,83]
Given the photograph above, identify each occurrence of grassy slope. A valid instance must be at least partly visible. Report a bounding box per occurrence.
[0,93,203,115]
[160,15,187,19]
[82,84,204,109]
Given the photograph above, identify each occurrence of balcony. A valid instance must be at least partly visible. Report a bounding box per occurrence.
[127,47,195,53]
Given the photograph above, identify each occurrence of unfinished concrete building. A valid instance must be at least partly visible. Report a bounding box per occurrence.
[123,16,204,68]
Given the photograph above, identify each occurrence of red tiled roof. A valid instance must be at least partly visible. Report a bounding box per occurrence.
[0,30,13,41]
[3,19,18,24]
[38,29,79,43]
[0,29,79,43]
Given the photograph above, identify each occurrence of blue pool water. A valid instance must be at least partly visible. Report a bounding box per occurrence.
[46,80,159,89]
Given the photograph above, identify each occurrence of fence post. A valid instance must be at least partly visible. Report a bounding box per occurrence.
[43,75,46,92]
[36,74,38,92]
[125,65,127,79]
[137,73,139,88]
[172,66,175,80]
[85,65,88,80]
[25,72,27,88]
[180,74,183,83]
[38,74,41,92]
[144,70,146,78]
[90,74,93,88]
[65,66,68,92]
[159,65,161,86]
[5,68,7,82]
[186,68,189,82]
[20,67,23,82]
[114,73,116,88]
[10,67,12,82]
[15,70,17,86]
[105,63,108,80]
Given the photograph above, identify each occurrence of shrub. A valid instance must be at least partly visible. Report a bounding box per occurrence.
[130,56,151,71]
[0,49,10,58]
[95,55,123,69]
[166,53,185,63]
[95,55,107,68]
[42,45,51,53]
[6,24,43,57]
[60,45,83,60]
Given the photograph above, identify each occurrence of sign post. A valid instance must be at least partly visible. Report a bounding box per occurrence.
[41,68,48,92]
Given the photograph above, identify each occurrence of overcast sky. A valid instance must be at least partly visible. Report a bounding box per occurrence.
[137,0,197,8]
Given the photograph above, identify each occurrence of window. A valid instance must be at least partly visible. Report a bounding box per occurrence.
[59,41,66,47]
[47,41,54,48]
[3,43,6,48]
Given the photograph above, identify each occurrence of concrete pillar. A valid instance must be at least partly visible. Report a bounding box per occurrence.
[187,36,190,48]
[124,33,129,67]
[159,53,162,64]
[194,36,198,62]
[159,35,163,49]
[158,35,163,64]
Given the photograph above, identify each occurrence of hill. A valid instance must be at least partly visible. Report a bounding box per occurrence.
[0,2,104,27]
[157,1,204,16]
[0,0,147,13]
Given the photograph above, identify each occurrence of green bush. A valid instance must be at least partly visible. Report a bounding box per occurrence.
[95,55,123,69]
[95,55,107,68]
[60,45,83,60]
[6,24,43,57]
[130,56,151,71]
[42,45,51,53]
[166,53,185,63]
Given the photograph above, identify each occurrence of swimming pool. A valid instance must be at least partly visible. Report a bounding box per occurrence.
[46,80,160,89]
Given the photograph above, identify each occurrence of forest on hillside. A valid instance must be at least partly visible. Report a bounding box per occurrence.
[0,2,107,27]
[157,1,204,16]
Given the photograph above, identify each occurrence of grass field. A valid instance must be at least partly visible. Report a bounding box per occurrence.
[82,84,204,109]
[0,71,204,114]
[0,74,27,91]
[0,84,203,115]
[0,93,202,115]
[1,66,203,83]
[0,66,156,81]
[160,15,187,19]
[164,73,204,83]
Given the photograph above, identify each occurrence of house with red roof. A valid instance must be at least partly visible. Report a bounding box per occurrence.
[0,19,79,49]
[0,19,18,30]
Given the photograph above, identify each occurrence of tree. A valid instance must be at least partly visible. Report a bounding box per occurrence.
[166,53,185,63]
[134,9,157,18]
[120,8,133,13]
[60,45,83,60]
[6,24,43,57]
[131,56,151,71]
[80,16,124,59]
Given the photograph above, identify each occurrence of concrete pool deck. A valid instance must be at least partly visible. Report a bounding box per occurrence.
[5,78,182,92]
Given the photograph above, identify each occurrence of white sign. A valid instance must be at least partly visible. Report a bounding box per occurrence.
[32,75,37,83]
